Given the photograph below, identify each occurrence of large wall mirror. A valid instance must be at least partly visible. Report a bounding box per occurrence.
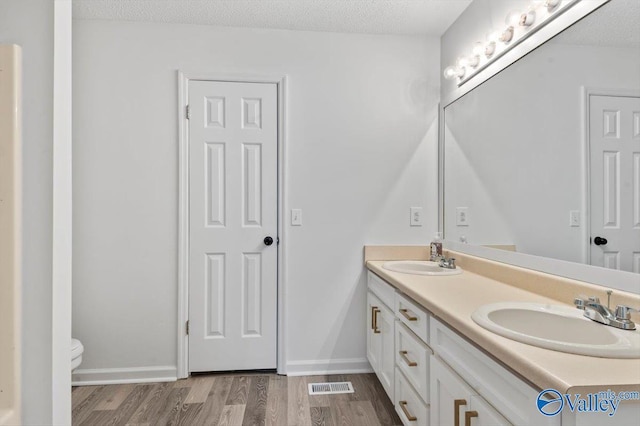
[444,0,640,274]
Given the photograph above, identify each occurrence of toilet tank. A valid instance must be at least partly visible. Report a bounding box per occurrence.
[0,43,22,426]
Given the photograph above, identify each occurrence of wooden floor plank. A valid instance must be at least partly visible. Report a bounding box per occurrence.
[194,376,233,426]
[155,387,190,426]
[126,383,173,425]
[310,406,335,426]
[225,376,251,405]
[355,374,400,425]
[184,376,215,404]
[241,375,269,426]
[72,385,108,425]
[96,383,135,411]
[108,384,154,426]
[79,409,117,426]
[218,404,246,426]
[350,401,382,426]
[176,402,203,426]
[265,375,288,426]
[330,400,356,426]
[287,376,311,426]
[71,386,99,410]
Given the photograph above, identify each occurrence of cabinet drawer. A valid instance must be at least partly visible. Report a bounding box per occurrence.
[395,322,431,403]
[395,292,429,343]
[395,367,429,426]
[368,271,396,308]
[430,318,558,426]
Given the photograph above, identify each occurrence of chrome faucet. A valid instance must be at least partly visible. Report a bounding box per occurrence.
[438,257,457,270]
[574,295,638,330]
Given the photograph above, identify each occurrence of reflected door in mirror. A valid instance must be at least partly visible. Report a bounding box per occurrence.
[589,95,640,273]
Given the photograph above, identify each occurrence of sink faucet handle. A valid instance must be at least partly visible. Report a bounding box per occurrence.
[574,298,587,310]
[588,296,601,304]
[614,305,639,320]
[438,257,456,269]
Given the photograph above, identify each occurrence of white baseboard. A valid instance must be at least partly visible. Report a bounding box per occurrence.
[285,358,373,376]
[72,365,177,386]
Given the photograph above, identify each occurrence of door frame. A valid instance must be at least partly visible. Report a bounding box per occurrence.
[582,87,640,267]
[177,71,288,378]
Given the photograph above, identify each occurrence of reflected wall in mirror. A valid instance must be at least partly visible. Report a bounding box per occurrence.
[444,0,640,273]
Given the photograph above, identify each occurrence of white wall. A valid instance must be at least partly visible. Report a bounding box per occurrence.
[444,43,640,263]
[0,0,55,423]
[72,20,440,378]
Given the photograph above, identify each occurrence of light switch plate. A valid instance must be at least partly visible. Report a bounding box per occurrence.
[291,209,302,226]
[456,207,469,226]
[410,207,423,226]
[569,210,580,227]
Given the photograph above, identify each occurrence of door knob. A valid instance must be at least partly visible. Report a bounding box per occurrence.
[594,236,608,246]
[264,236,274,246]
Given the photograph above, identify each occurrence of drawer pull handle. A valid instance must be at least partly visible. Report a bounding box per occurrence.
[399,308,418,321]
[371,306,376,330]
[399,350,417,367]
[454,399,467,426]
[465,410,478,426]
[399,401,417,422]
[372,307,381,334]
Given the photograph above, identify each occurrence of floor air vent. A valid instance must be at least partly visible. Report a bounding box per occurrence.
[308,381,355,395]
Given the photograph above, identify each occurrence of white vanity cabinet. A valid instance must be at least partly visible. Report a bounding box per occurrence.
[431,356,510,426]
[367,272,396,401]
[430,317,560,426]
[393,294,432,426]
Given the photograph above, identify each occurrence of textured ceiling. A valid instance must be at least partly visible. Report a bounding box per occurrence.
[72,0,473,36]
[554,0,640,48]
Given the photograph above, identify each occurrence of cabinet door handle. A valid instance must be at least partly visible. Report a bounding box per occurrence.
[399,401,417,422]
[373,307,381,334]
[371,306,377,330]
[399,350,417,367]
[454,399,467,426]
[399,308,418,321]
[465,411,478,426]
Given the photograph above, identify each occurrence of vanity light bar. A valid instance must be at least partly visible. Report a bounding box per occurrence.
[444,0,580,86]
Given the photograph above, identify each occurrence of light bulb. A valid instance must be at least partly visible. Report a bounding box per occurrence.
[505,10,521,26]
[472,42,484,56]
[519,10,536,26]
[467,55,480,68]
[484,41,496,58]
[530,0,545,9]
[486,30,500,43]
[443,66,465,80]
[500,26,514,43]
[545,0,561,10]
[456,57,469,68]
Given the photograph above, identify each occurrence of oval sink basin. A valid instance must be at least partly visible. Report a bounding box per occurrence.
[472,302,640,358]
[382,260,462,276]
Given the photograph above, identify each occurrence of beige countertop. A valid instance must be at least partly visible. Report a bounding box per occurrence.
[366,257,640,394]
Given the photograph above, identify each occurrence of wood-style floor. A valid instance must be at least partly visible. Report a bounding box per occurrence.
[72,372,402,426]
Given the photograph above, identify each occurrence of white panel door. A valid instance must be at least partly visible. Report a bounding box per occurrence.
[590,95,640,273]
[188,80,278,372]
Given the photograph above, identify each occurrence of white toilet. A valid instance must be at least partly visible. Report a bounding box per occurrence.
[71,338,84,371]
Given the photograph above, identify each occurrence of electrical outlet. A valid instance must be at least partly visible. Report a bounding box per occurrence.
[569,210,580,227]
[456,207,469,226]
[410,207,423,226]
[291,209,302,226]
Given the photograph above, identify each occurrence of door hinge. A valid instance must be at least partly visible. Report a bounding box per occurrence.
[186,320,190,335]
[186,105,190,120]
